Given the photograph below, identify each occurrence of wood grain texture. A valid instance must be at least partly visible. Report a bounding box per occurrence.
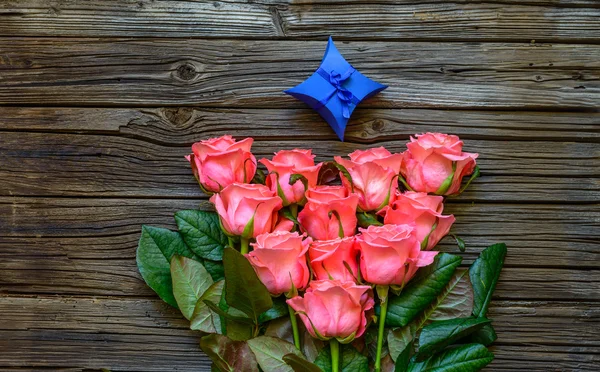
[1,1,599,41]
[1,39,599,109]
[1,129,598,201]
[0,295,598,370]
[2,107,599,142]
[0,198,598,298]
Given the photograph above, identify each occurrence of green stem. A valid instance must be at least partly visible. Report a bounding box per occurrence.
[227,236,234,248]
[288,304,301,350]
[330,338,340,372]
[240,238,250,255]
[290,203,298,219]
[375,286,390,372]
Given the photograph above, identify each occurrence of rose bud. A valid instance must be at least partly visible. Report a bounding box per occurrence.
[297,186,359,240]
[287,280,374,343]
[185,135,257,193]
[334,147,402,212]
[309,237,358,282]
[400,133,479,195]
[245,231,311,296]
[356,224,438,287]
[379,191,455,250]
[210,183,283,238]
[260,149,322,206]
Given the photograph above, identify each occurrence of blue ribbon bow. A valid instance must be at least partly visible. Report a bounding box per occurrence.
[316,66,359,119]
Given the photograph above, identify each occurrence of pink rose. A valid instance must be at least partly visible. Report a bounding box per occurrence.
[309,237,358,282]
[297,186,359,240]
[246,231,311,296]
[287,280,374,342]
[400,133,479,195]
[260,149,322,206]
[356,224,438,287]
[348,147,403,174]
[334,147,402,212]
[379,192,455,250]
[210,183,283,238]
[186,135,257,193]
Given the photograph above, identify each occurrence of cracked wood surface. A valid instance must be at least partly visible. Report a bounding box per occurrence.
[0,1,599,371]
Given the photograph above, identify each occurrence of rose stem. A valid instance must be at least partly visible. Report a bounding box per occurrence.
[288,304,301,350]
[227,236,234,248]
[375,285,390,372]
[330,338,340,372]
[240,238,250,255]
[290,203,298,219]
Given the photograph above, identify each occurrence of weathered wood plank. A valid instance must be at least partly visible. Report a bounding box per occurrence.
[1,39,598,109]
[0,131,598,201]
[0,198,598,298]
[2,107,599,142]
[0,296,597,370]
[1,1,599,41]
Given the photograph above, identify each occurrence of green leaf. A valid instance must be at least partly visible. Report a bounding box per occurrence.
[170,255,214,320]
[314,344,369,372]
[247,336,303,372]
[407,343,494,372]
[417,317,491,359]
[394,341,412,372]
[466,324,497,346]
[386,253,462,327]
[204,300,255,325]
[470,243,507,317]
[203,259,225,281]
[451,235,466,252]
[356,212,383,228]
[265,317,294,344]
[283,353,323,372]
[223,247,273,322]
[458,166,480,195]
[427,269,474,323]
[388,324,416,362]
[199,334,259,372]
[190,280,224,333]
[175,210,228,261]
[259,296,290,324]
[225,318,255,341]
[301,327,325,363]
[136,226,196,308]
[281,208,300,225]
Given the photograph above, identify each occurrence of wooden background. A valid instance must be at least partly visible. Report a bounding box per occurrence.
[0,1,599,371]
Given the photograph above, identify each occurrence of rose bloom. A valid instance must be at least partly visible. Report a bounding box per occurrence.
[287,280,374,342]
[246,231,311,296]
[260,149,322,206]
[186,135,257,193]
[400,133,479,195]
[356,224,438,287]
[334,147,402,212]
[210,183,283,238]
[309,237,358,282]
[297,186,359,240]
[379,191,455,251]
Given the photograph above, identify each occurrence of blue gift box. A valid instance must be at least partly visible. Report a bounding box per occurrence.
[285,37,387,141]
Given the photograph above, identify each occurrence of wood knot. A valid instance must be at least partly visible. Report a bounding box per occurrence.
[371,119,385,132]
[176,63,198,81]
[162,108,193,126]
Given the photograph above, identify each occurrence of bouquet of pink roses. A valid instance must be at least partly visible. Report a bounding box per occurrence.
[137,133,506,372]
